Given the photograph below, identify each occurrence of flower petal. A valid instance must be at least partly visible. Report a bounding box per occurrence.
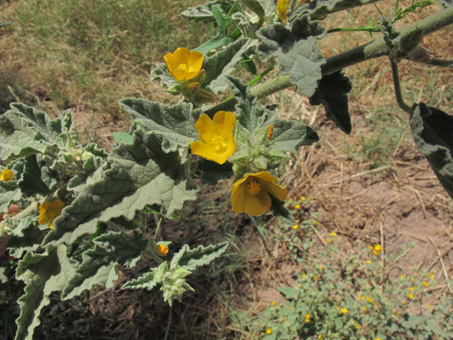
[195,114,215,142]
[190,141,230,164]
[260,180,288,202]
[231,178,248,213]
[213,111,236,138]
[244,190,271,216]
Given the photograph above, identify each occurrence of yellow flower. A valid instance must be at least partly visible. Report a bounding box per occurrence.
[304,314,311,323]
[277,0,290,23]
[301,273,306,279]
[363,306,368,312]
[299,196,306,201]
[0,168,14,182]
[265,327,272,335]
[360,294,366,300]
[266,125,274,139]
[271,301,276,306]
[367,297,373,303]
[375,338,381,340]
[292,224,299,230]
[355,325,361,330]
[429,273,434,280]
[408,292,414,300]
[231,171,288,216]
[366,260,372,264]
[409,286,414,291]
[373,244,383,256]
[163,47,204,82]
[190,111,236,164]
[326,238,332,244]
[330,231,337,237]
[423,281,429,287]
[294,204,301,209]
[157,244,169,256]
[341,307,348,314]
[38,199,64,229]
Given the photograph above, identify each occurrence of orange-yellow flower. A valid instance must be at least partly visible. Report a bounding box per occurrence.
[0,168,14,182]
[190,111,236,164]
[164,47,204,82]
[157,244,169,256]
[277,0,290,22]
[231,171,288,216]
[38,199,64,229]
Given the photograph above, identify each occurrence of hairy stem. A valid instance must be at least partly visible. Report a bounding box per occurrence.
[390,59,412,114]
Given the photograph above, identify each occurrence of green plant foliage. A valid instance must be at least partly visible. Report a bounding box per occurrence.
[61,231,147,300]
[410,103,453,199]
[293,0,382,20]
[171,242,229,271]
[120,99,200,153]
[6,215,43,258]
[0,181,21,213]
[256,15,326,96]
[181,0,234,23]
[15,246,75,340]
[309,71,352,134]
[43,129,198,247]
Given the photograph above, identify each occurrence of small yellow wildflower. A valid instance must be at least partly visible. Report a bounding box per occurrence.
[400,275,406,280]
[360,294,365,300]
[266,125,274,139]
[363,306,368,312]
[301,273,306,279]
[299,196,306,201]
[355,325,361,330]
[164,47,204,82]
[423,281,429,287]
[313,275,318,281]
[304,314,311,323]
[326,238,332,244]
[408,292,414,300]
[330,231,337,237]
[409,286,414,291]
[369,245,374,250]
[271,301,276,306]
[366,260,372,264]
[429,273,434,280]
[314,221,320,226]
[373,244,383,256]
[0,168,14,182]
[292,224,299,230]
[294,204,301,209]
[276,0,290,23]
[190,111,236,164]
[318,265,324,271]
[375,338,381,340]
[367,297,373,303]
[341,307,348,314]
[38,199,64,229]
[157,244,169,256]
[231,171,288,216]
[428,304,433,309]
[265,327,272,335]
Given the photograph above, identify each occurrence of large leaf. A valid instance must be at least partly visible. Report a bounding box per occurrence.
[0,104,72,160]
[230,76,319,149]
[256,15,326,96]
[119,99,200,153]
[15,246,75,340]
[410,103,453,198]
[7,215,44,259]
[203,38,256,94]
[43,129,198,246]
[181,0,233,23]
[61,231,147,300]
[309,71,352,134]
[14,155,51,196]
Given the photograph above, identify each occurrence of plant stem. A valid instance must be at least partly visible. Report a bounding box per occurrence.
[390,59,412,114]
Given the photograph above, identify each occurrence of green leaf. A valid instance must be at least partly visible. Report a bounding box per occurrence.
[119,99,200,153]
[43,129,198,246]
[410,103,453,199]
[15,155,51,196]
[0,104,71,160]
[273,119,319,152]
[171,242,229,271]
[256,15,326,96]
[310,71,352,134]
[0,181,21,213]
[150,62,177,89]
[15,246,75,340]
[7,215,44,259]
[203,38,257,94]
[278,286,298,299]
[0,267,6,283]
[181,0,233,23]
[121,271,158,290]
[197,159,234,185]
[61,231,146,300]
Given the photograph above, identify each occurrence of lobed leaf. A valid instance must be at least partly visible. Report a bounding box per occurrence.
[410,103,453,199]
[0,181,21,213]
[122,271,157,290]
[119,99,200,153]
[309,71,352,134]
[181,0,233,23]
[0,104,72,160]
[256,15,326,96]
[171,242,229,271]
[293,0,382,20]
[43,129,198,247]
[7,215,43,259]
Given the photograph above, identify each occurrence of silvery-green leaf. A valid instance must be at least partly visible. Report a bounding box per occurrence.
[293,0,382,20]
[119,99,200,153]
[172,242,229,271]
[0,104,71,160]
[410,103,453,199]
[0,181,21,213]
[273,120,319,152]
[150,62,177,89]
[256,15,326,96]
[7,215,43,259]
[122,271,157,290]
[309,71,352,134]
[14,246,75,340]
[181,0,233,23]
[43,129,198,246]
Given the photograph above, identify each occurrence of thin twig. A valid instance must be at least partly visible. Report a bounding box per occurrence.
[427,237,453,294]
[390,59,412,114]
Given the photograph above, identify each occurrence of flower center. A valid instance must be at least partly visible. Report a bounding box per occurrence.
[210,135,227,153]
[176,63,189,72]
[246,180,261,196]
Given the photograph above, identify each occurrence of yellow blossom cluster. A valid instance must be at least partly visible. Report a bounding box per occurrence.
[0,168,14,182]
[38,199,64,229]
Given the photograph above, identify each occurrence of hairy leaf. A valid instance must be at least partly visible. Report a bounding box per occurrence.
[0,181,21,213]
[171,242,229,271]
[119,99,200,153]
[181,0,233,23]
[122,271,157,290]
[14,155,51,196]
[61,231,146,300]
[43,129,198,246]
[150,62,176,89]
[410,103,453,199]
[0,104,72,160]
[310,71,352,134]
[15,246,75,340]
[203,38,256,94]
[7,215,43,259]
[256,15,326,96]
[273,119,319,152]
